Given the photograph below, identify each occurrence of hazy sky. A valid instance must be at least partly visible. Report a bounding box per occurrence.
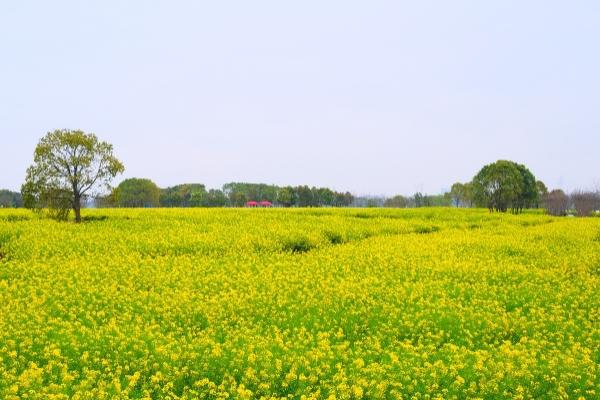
[1,1,599,195]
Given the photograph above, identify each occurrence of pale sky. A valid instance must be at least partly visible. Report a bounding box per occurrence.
[1,1,599,195]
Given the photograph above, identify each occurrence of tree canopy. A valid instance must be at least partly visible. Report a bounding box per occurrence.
[115,178,160,208]
[221,182,353,207]
[384,195,408,208]
[449,182,473,207]
[160,184,207,207]
[0,190,23,208]
[21,129,124,222]
[471,160,540,213]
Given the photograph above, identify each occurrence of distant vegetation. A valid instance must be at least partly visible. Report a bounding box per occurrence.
[0,190,22,208]
[113,178,160,208]
[4,130,599,218]
[95,181,355,209]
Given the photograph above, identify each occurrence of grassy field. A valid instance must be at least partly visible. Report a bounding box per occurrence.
[0,208,598,399]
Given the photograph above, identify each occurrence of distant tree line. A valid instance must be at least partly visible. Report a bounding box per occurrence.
[0,190,23,208]
[10,130,596,219]
[87,174,599,216]
[93,180,355,208]
[5,149,599,217]
[381,160,599,217]
[445,161,599,216]
[223,183,354,207]
[542,189,600,217]
[379,193,452,208]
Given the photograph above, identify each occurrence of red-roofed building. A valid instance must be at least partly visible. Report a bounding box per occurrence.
[246,200,273,207]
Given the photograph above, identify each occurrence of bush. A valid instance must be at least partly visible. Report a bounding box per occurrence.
[323,230,345,245]
[281,236,315,253]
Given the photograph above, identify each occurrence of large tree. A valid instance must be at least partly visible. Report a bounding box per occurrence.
[22,129,124,222]
[114,178,160,208]
[471,160,545,213]
[471,160,524,213]
[449,182,474,207]
[449,183,466,207]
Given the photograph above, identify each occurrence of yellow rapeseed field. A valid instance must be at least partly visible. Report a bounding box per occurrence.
[0,208,598,399]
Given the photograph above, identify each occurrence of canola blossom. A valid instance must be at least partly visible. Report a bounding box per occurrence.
[0,208,598,399]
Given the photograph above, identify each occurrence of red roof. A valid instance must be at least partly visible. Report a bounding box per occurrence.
[246,201,258,207]
[259,201,273,207]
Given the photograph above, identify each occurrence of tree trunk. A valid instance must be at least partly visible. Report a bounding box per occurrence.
[73,193,81,223]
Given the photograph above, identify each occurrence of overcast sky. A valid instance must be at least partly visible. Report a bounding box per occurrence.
[1,1,599,195]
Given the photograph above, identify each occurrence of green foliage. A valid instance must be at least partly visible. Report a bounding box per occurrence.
[281,235,315,253]
[276,186,296,207]
[413,192,427,207]
[223,182,278,205]
[536,181,548,207]
[472,160,541,213]
[449,182,473,207]
[295,185,314,207]
[202,189,228,207]
[414,225,440,234]
[413,192,451,208]
[114,178,160,208]
[323,230,345,244]
[21,129,124,222]
[0,190,23,208]
[160,184,207,207]
[22,176,74,221]
[222,182,353,208]
[513,163,538,212]
[384,195,408,208]
[334,191,354,207]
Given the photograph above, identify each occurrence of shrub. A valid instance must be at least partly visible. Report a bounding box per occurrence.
[282,236,315,253]
[323,230,345,245]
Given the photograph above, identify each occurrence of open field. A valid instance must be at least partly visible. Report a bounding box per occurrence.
[0,208,598,399]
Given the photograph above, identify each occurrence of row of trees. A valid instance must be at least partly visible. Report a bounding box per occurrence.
[8,130,599,220]
[382,160,598,216]
[379,161,545,213]
[0,190,23,208]
[97,179,355,208]
[544,189,600,217]
[104,173,598,216]
[446,160,600,216]
[381,193,452,208]
[223,182,354,208]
